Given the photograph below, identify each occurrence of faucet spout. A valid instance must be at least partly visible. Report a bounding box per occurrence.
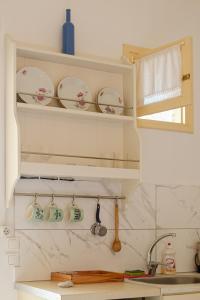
[147,233,176,276]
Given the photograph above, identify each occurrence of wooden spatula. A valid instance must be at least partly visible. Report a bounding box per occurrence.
[112,200,121,252]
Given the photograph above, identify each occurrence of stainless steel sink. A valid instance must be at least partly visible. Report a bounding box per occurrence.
[130,276,200,285]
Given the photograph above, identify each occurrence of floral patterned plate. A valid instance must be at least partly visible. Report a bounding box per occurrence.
[97,87,124,115]
[57,77,92,110]
[16,67,54,105]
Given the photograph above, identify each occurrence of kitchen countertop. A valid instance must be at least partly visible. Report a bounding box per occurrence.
[16,273,200,300]
[15,280,161,300]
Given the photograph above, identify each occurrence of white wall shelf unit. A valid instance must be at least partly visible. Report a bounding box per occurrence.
[17,103,134,122]
[21,162,139,181]
[6,37,140,207]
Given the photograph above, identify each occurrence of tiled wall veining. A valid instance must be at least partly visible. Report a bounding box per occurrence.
[13,180,199,281]
[156,185,200,273]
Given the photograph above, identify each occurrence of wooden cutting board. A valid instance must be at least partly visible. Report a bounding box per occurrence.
[51,270,124,284]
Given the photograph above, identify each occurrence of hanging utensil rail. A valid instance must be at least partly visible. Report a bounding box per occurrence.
[17,92,133,110]
[14,192,125,200]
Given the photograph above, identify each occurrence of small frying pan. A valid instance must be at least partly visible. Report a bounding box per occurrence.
[91,201,107,236]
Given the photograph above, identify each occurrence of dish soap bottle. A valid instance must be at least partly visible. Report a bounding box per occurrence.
[62,9,75,55]
[161,242,176,274]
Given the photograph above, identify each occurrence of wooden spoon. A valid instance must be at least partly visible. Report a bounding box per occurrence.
[112,200,121,252]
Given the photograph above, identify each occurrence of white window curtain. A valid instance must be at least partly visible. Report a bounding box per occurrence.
[137,45,182,106]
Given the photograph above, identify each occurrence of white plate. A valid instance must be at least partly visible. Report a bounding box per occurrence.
[57,77,92,110]
[97,87,124,115]
[16,67,54,105]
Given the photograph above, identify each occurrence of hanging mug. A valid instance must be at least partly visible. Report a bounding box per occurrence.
[45,194,64,222]
[25,194,44,222]
[69,195,84,223]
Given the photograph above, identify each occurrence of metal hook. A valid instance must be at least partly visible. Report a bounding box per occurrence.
[97,195,100,204]
[72,194,75,206]
[51,193,55,206]
[115,196,119,205]
[33,193,38,205]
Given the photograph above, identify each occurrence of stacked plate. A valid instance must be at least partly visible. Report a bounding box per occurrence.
[17,67,54,106]
[17,67,124,115]
[97,87,124,115]
[57,77,91,111]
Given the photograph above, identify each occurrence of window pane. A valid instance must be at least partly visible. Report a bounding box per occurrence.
[139,107,185,123]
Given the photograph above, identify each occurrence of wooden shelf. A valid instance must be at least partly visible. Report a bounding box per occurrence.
[17,103,134,122]
[5,36,140,207]
[21,161,140,180]
[16,45,132,74]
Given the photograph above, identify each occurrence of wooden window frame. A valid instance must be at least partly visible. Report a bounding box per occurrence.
[123,37,193,133]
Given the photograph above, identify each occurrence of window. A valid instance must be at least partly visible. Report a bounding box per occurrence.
[123,37,193,132]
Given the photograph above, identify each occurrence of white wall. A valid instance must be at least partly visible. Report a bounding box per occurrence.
[0,1,200,299]
[2,0,200,185]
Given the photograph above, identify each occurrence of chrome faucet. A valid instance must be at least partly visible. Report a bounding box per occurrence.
[147,233,176,276]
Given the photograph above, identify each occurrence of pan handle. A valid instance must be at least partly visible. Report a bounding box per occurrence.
[195,253,200,268]
[96,203,101,224]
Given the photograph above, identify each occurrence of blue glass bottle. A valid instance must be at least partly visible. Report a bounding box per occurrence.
[62,9,75,55]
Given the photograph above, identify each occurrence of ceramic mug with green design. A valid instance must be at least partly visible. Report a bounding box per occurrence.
[45,196,64,223]
[47,206,64,222]
[26,200,44,222]
[69,205,84,223]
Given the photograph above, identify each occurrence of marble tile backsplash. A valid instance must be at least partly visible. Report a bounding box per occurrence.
[13,181,200,281]
[15,229,155,281]
[157,185,200,229]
